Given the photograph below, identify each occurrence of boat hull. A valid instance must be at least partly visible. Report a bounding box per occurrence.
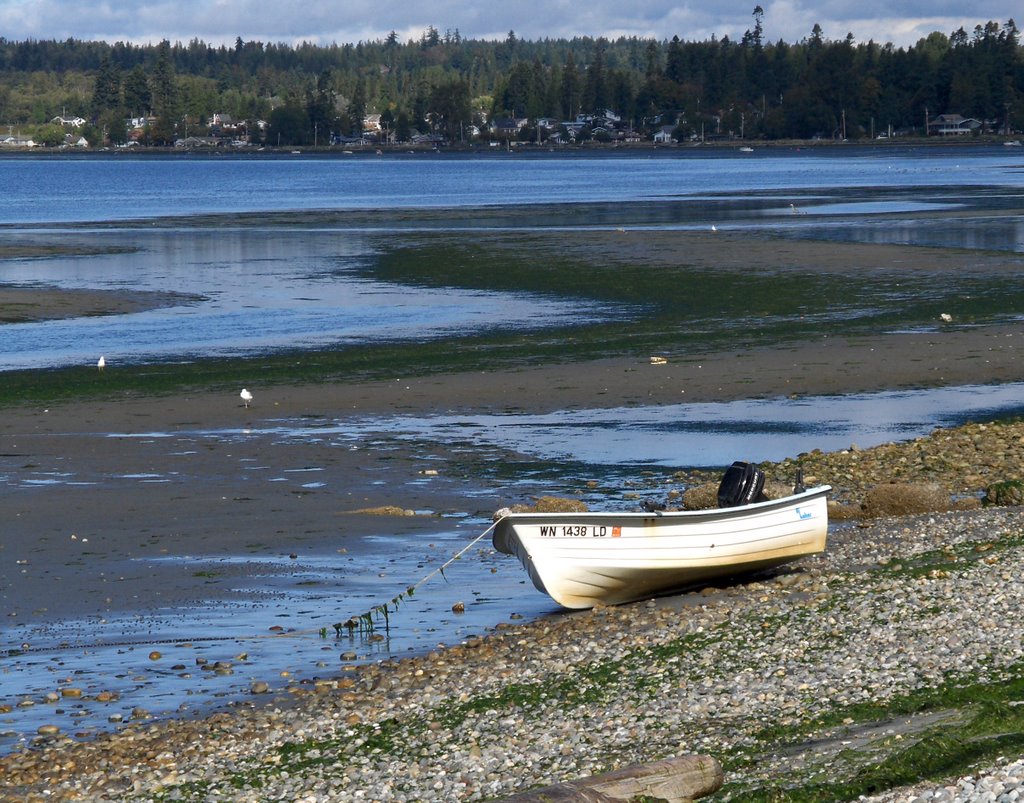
[493,486,830,609]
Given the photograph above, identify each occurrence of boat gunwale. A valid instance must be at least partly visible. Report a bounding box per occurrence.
[496,485,831,525]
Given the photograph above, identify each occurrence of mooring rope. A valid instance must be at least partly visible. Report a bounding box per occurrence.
[334,516,505,635]
[7,517,507,657]
[407,517,501,595]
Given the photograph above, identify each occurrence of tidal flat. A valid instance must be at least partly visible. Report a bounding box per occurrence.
[4,192,1024,798]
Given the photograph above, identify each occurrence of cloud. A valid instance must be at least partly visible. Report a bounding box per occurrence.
[0,0,1018,48]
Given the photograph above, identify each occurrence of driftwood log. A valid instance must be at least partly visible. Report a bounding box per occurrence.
[498,754,724,802]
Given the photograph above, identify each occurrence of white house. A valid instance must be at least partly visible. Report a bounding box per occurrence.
[1,136,36,147]
[653,126,677,144]
[51,115,87,128]
[928,114,982,135]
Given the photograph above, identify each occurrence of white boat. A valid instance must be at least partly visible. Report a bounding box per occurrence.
[493,485,830,609]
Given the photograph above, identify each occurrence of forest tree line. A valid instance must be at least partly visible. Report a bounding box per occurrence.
[1,9,1022,147]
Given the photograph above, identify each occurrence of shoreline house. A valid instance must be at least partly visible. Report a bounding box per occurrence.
[51,115,87,128]
[0,134,36,147]
[928,113,982,136]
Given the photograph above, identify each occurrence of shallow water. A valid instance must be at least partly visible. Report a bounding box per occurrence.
[214,381,1024,473]
[5,379,1024,751]
[0,529,560,753]
[2,147,1024,371]
[0,226,613,370]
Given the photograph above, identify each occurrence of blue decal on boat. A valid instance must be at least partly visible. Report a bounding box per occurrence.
[795,507,812,520]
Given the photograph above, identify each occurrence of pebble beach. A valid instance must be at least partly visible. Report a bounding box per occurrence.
[4,407,1024,801]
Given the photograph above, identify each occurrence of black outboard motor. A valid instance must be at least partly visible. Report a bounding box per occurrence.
[717,461,767,508]
[793,467,806,495]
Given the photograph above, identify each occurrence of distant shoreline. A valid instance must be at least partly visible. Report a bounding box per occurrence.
[0,136,1019,158]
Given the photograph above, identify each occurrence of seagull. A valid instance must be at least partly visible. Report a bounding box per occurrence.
[940,313,952,323]
[97,356,105,371]
[790,203,803,214]
[240,388,253,408]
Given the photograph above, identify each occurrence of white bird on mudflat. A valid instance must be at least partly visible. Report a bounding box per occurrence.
[97,356,105,371]
[240,388,253,408]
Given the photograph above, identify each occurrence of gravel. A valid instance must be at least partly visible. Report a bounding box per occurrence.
[4,419,1024,802]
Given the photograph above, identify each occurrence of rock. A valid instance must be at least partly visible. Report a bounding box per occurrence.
[498,754,723,802]
[983,479,1024,507]
[828,500,861,520]
[860,482,952,518]
[351,506,416,516]
[682,482,718,510]
[250,681,270,695]
[509,496,589,513]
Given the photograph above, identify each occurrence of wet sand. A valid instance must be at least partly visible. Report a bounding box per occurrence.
[0,286,194,324]
[3,320,1023,628]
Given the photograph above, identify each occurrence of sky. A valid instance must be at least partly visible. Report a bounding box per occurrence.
[0,0,1018,50]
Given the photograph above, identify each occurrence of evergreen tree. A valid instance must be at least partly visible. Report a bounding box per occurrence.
[306,70,335,142]
[349,74,367,135]
[666,36,685,83]
[561,51,581,118]
[267,101,310,146]
[90,55,121,116]
[644,41,661,78]
[583,41,608,113]
[123,65,152,117]
[0,20,1022,145]
[150,40,178,121]
[429,78,471,139]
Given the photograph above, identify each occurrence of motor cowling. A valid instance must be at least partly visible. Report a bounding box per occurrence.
[717,461,767,507]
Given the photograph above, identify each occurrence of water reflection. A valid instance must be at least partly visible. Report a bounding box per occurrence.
[3,151,1024,370]
[221,382,1024,471]
[0,227,613,370]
